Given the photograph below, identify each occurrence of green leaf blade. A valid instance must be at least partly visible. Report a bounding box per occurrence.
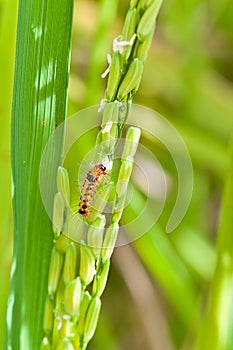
[6,1,74,349]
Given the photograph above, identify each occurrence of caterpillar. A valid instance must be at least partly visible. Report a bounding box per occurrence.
[78,163,107,217]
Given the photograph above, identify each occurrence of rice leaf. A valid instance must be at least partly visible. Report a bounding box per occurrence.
[6,1,74,349]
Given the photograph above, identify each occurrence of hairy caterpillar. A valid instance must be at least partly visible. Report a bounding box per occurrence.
[78,163,107,217]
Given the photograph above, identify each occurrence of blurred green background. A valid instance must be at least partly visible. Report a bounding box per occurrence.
[0,0,233,349]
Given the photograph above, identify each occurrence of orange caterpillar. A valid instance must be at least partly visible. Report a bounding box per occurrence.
[78,164,107,217]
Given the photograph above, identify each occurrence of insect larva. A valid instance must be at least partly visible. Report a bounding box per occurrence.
[78,164,107,217]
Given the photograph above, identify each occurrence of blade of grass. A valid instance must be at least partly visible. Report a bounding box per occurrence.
[172,120,229,178]
[124,187,198,326]
[0,0,18,348]
[6,1,73,349]
[196,133,233,350]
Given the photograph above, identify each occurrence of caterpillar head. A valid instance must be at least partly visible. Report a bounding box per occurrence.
[95,164,107,175]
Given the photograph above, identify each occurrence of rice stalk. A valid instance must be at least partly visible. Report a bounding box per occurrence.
[42,1,163,348]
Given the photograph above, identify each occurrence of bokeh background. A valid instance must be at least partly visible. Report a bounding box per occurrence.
[0,0,233,349]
